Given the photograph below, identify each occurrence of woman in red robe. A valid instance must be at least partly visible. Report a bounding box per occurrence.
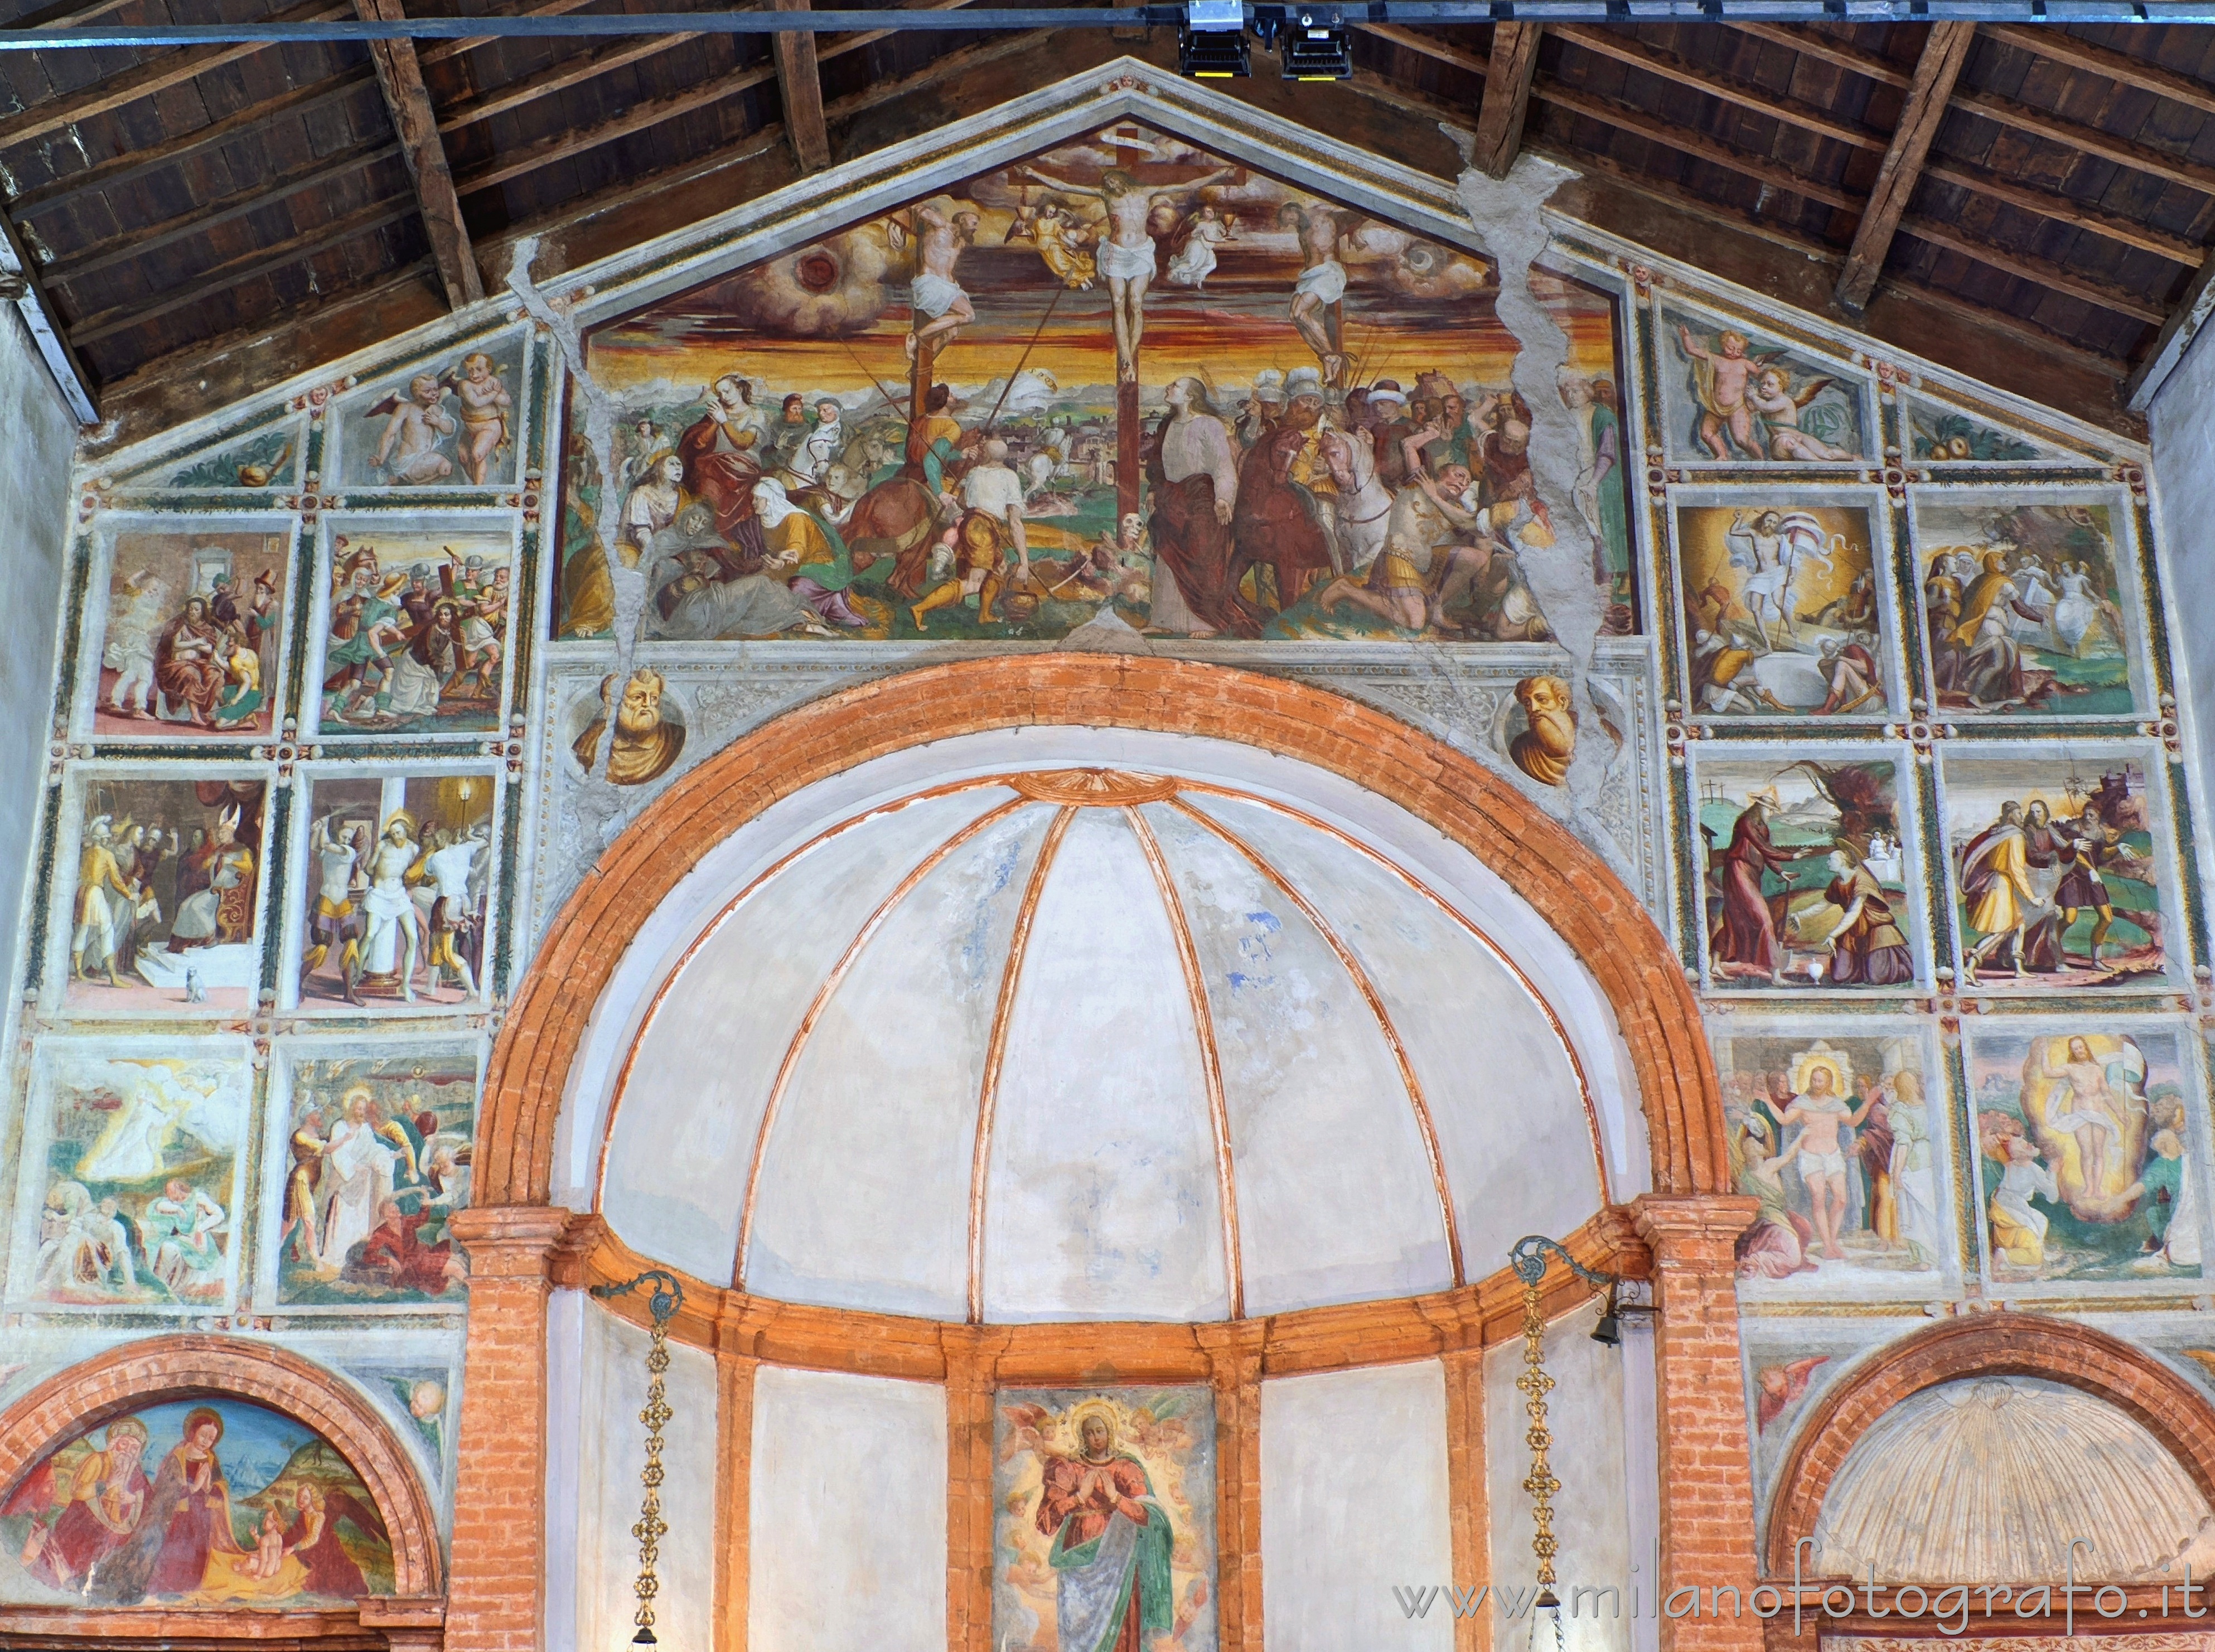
[282,1483,380,1597]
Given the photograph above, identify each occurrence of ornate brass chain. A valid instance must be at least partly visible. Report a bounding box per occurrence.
[1517,1268,1560,1588]
[591,1268,685,1648]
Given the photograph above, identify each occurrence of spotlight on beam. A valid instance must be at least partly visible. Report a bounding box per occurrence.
[1258,3,1350,79]
[1179,0,1249,76]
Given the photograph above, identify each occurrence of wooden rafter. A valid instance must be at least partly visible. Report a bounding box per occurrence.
[1551,25,1886,155]
[354,0,483,309]
[1836,21,1974,312]
[772,0,833,173]
[1980,23,2215,119]
[1472,22,1540,179]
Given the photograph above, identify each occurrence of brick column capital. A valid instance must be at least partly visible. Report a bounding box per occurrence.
[451,1202,577,1279]
[1631,1193,1760,1267]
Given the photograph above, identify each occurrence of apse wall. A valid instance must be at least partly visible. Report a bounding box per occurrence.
[0,56,2209,1652]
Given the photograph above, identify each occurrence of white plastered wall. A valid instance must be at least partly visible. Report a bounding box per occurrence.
[2149,336,2215,887]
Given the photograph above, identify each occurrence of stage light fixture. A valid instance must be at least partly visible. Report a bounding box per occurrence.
[1179,0,1249,77]
[1270,4,1351,79]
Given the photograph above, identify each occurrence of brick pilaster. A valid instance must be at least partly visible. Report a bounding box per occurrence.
[446,1204,575,1652]
[1443,1347,1492,1652]
[942,1326,999,1652]
[1200,1321,1266,1651]
[1632,1194,1762,1652]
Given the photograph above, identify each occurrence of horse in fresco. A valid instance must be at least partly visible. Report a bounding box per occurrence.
[1322,426,1391,574]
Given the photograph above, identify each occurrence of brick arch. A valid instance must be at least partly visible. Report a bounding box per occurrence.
[1764,1312,2215,1574]
[0,1336,443,1597]
[480,655,1725,1205]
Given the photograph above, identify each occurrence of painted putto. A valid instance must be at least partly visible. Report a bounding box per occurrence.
[558,125,1634,645]
[0,1398,393,1607]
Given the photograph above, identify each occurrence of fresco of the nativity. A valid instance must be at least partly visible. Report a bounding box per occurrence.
[557,125,1633,645]
[0,1399,393,1607]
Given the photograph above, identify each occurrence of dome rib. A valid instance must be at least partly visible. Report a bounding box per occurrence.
[1168,796,1464,1288]
[734,793,1032,1289]
[1183,782,1611,1206]
[965,804,1081,1323]
[1125,803,1246,1321]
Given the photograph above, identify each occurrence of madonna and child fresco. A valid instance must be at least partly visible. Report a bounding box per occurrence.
[0,1399,393,1607]
[556,125,1636,646]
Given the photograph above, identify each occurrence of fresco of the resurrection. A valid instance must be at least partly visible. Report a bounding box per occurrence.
[557,125,1633,644]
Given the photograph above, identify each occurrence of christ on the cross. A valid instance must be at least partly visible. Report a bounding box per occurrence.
[1019,162,1236,380]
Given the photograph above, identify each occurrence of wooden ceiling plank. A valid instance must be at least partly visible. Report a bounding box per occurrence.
[67,191,414,346]
[417,0,603,65]
[42,136,403,283]
[456,61,777,197]
[0,0,352,152]
[1352,22,1487,80]
[1950,87,2215,197]
[1895,213,2167,322]
[1534,77,1862,211]
[1836,21,1974,312]
[771,0,830,173]
[1981,23,2215,120]
[1723,22,1912,89]
[1551,24,1887,155]
[355,0,483,307]
[1471,22,1540,180]
[7,69,381,218]
[1919,157,2204,264]
[435,31,706,133]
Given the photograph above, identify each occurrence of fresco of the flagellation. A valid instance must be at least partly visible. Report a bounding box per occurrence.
[288,772,497,1011]
[1671,501,1890,718]
[555,125,1636,645]
[0,1398,394,1607]
[1693,753,1916,991]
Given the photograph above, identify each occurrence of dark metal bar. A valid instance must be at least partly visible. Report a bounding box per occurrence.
[0,0,2205,45]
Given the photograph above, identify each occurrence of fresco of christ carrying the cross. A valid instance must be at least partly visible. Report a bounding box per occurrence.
[557,122,1638,647]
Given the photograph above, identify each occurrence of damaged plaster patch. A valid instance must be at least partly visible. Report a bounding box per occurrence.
[1455,153,1622,837]
[507,235,639,856]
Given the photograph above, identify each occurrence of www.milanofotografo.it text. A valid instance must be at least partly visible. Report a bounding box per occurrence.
[1395,1542,2206,1636]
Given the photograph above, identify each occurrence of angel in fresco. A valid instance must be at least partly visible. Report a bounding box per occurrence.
[366,374,457,484]
[1013,200,1097,290]
[1748,365,1856,462]
[443,352,512,484]
[1164,202,1236,290]
[1017,160,1237,379]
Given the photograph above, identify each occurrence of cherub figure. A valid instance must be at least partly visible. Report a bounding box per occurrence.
[1165,202,1237,290]
[1676,324,1761,461]
[1748,365,1855,462]
[443,352,512,483]
[367,374,457,484]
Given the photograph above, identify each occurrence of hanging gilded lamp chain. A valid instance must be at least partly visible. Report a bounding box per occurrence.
[1517,1265,1560,1591]
[1507,1235,1622,1603]
[592,1268,686,1649]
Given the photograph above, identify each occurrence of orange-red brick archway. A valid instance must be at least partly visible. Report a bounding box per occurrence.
[0,1335,444,1598]
[478,655,1726,1206]
[1763,1313,2215,1576]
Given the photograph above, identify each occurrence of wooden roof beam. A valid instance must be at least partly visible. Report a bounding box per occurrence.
[1836,21,1974,313]
[772,0,831,173]
[1472,22,1540,179]
[1550,24,1887,154]
[356,0,483,308]
[1536,75,2160,332]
